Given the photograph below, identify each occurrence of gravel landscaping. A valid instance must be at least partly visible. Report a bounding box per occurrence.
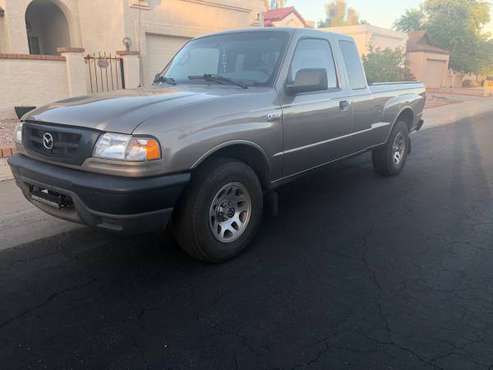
[0,119,18,149]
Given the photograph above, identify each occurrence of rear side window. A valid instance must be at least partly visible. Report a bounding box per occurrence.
[339,40,367,89]
[290,39,338,89]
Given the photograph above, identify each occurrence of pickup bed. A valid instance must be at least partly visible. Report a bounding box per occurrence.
[9,28,425,262]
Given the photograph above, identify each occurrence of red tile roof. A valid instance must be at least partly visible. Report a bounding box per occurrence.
[264,6,307,27]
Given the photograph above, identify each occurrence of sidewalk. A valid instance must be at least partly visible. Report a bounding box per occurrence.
[0,158,12,182]
[0,180,81,251]
[423,95,493,130]
[427,87,487,97]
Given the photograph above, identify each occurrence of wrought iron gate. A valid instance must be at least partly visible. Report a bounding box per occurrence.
[84,53,125,93]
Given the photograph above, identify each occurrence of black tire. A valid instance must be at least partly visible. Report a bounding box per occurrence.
[372,121,409,176]
[172,158,263,263]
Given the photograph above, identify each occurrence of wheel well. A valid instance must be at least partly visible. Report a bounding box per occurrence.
[396,108,414,131]
[194,144,271,189]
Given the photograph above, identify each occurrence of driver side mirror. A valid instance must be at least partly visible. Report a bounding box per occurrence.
[286,68,328,95]
[153,73,161,84]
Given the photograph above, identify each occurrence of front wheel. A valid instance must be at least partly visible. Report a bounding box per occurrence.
[172,158,263,263]
[372,121,409,176]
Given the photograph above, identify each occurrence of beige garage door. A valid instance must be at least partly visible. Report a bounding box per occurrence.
[144,34,190,87]
[424,59,446,88]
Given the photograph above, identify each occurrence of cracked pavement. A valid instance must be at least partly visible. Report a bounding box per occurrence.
[1,113,493,369]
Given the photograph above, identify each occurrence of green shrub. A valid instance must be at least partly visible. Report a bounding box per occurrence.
[363,47,415,84]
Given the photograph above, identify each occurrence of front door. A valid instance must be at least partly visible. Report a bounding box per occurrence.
[280,38,353,177]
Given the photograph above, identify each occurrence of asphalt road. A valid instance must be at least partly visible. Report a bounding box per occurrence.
[1,114,493,370]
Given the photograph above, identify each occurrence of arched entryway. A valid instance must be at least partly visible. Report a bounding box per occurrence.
[25,0,70,55]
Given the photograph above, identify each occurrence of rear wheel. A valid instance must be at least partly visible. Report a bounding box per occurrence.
[372,121,409,176]
[172,158,263,263]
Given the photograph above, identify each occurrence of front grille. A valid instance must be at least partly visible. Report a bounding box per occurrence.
[27,126,81,155]
[23,121,101,166]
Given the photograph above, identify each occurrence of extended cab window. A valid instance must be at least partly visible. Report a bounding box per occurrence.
[339,40,367,90]
[290,39,338,90]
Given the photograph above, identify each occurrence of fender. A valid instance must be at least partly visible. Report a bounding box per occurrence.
[383,106,415,143]
[191,139,271,171]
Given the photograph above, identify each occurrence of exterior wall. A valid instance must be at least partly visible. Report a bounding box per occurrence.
[76,0,126,54]
[1,0,29,53]
[0,55,68,116]
[0,0,266,93]
[1,0,82,54]
[0,0,8,53]
[124,0,265,50]
[2,0,265,55]
[407,52,426,82]
[407,51,449,88]
[443,71,479,88]
[270,13,305,28]
[324,25,408,56]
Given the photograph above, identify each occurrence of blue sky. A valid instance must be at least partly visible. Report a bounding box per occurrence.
[288,0,493,32]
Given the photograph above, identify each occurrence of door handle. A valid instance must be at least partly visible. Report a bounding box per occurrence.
[339,100,351,111]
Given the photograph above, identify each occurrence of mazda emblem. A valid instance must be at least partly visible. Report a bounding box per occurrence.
[42,132,54,150]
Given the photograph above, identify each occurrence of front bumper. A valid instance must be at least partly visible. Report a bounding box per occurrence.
[8,154,190,233]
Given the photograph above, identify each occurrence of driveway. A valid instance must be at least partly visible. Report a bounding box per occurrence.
[1,113,493,369]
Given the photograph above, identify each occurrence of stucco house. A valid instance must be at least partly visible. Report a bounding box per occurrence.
[406,31,450,89]
[322,24,408,56]
[0,0,265,117]
[263,6,308,28]
[321,25,453,88]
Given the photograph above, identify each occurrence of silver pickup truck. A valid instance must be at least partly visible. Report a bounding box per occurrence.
[9,28,425,262]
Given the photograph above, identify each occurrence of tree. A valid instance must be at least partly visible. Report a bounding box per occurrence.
[478,39,493,75]
[394,8,426,32]
[394,0,492,74]
[318,0,360,28]
[424,0,491,73]
[363,47,415,83]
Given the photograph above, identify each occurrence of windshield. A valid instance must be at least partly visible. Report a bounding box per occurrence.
[161,31,290,87]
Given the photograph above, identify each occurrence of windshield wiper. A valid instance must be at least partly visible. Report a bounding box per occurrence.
[154,75,177,86]
[188,74,248,89]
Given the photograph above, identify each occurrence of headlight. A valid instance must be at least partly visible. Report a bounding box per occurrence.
[15,122,24,144]
[93,133,161,161]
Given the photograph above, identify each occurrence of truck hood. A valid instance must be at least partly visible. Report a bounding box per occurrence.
[25,87,224,134]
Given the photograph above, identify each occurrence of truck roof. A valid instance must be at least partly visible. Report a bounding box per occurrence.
[195,27,355,43]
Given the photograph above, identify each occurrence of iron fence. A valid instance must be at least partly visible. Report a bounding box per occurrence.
[84,53,125,94]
